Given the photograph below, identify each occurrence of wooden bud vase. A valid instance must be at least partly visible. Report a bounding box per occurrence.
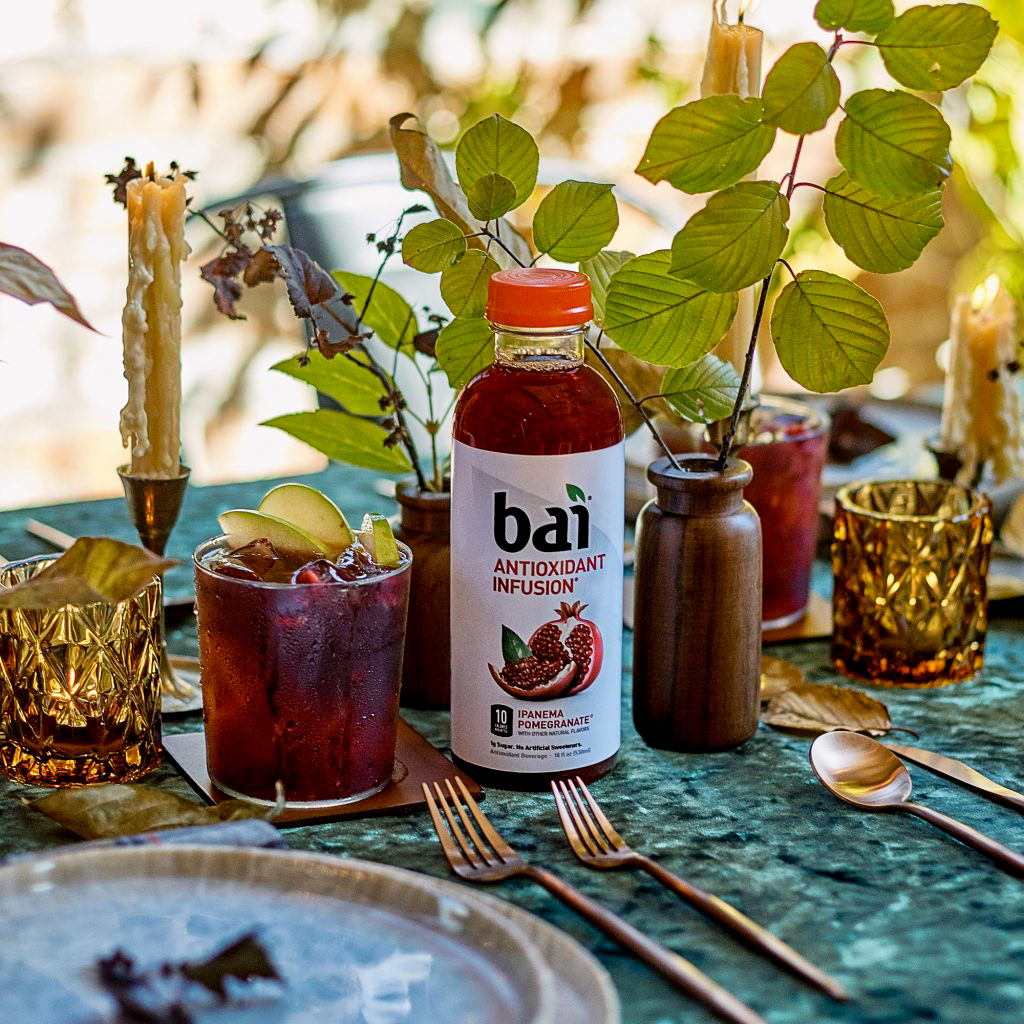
[393,480,451,709]
[633,454,762,751]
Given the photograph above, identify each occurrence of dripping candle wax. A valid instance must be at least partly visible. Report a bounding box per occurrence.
[119,164,189,478]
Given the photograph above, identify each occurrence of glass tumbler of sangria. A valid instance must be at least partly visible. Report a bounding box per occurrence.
[193,484,412,805]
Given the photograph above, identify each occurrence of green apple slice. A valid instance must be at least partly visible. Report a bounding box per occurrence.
[218,509,325,557]
[357,513,401,568]
[258,483,354,556]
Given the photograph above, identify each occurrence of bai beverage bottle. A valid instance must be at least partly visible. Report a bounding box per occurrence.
[450,268,624,789]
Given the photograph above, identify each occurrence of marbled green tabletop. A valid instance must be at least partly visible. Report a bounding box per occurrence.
[1,466,1022,1024]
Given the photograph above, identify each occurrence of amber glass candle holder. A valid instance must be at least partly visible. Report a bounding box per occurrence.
[831,480,993,687]
[0,556,163,785]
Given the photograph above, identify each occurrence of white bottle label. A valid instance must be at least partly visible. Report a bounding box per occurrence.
[450,439,624,775]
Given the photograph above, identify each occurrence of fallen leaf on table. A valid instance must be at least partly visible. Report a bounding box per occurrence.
[763,682,893,736]
[760,655,805,702]
[0,538,175,609]
[31,784,276,840]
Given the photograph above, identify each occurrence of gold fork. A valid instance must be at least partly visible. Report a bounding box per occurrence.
[423,778,767,1024]
[552,777,849,1002]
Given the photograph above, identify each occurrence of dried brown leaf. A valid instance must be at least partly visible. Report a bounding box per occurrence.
[0,538,175,610]
[763,682,893,736]
[31,784,273,840]
[0,242,96,331]
[760,655,805,702]
[200,248,251,319]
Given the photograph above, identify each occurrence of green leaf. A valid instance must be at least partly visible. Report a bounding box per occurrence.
[635,95,776,194]
[661,355,742,424]
[532,181,619,261]
[502,624,532,664]
[270,351,386,416]
[455,113,540,209]
[814,0,893,34]
[603,251,738,367]
[466,173,518,220]
[761,43,841,136]
[669,182,790,292]
[0,538,174,610]
[770,270,889,393]
[566,484,586,502]
[580,250,633,325]
[835,89,952,199]
[402,218,467,273]
[332,271,417,349]
[440,250,500,318]
[822,171,944,274]
[435,316,494,388]
[877,4,998,91]
[262,410,413,473]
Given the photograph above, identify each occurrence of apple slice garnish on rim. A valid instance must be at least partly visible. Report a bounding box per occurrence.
[258,483,354,557]
[217,509,326,559]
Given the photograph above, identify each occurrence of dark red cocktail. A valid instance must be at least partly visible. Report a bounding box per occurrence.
[194,537,411,804]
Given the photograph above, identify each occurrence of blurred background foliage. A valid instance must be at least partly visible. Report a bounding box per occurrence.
[0,0,1014,506]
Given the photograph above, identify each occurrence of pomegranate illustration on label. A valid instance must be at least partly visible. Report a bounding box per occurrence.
[488,602,604,701]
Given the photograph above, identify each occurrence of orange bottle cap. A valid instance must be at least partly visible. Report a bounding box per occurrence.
[486,267,593,329]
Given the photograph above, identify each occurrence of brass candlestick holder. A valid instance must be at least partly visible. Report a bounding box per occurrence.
[118,464,199,712]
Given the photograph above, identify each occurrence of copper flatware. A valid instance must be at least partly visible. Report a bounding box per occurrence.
[886,743,1024,814]
[551,777,848,1001]
[811,731,1024,879]
[423,778,767,1024]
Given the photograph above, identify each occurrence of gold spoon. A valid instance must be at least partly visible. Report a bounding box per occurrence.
[810,731,1024,879]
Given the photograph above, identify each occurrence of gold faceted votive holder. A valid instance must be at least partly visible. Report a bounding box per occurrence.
[831,480,993,688]
[0,556,163,786]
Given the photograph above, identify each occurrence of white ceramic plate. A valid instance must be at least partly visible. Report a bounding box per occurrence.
[0,846,618,1024]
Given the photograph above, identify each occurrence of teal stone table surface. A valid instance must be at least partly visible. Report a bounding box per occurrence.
[1,465,1023,1024]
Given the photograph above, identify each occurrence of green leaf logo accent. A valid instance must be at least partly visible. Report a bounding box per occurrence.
[440,250,500,318]
[466,173,518,221]
[402,219,467,273]
[835,89,951,200]
[271,351,386,416]
[533,181,619,262]
[876,4,997,92]
[603,251,738,367]
[669,182,789,293]
[566,484,586,503]
[262,410,413,474]
[814,0,893,35]
[435,316,494,389]
[501,624,532,666]
[661,356,742,425]
[580,250,634,325]
[331,271,417,349]
[635,95,775,195]
[455,114,540,210]
[761,43,841,137]
[770,270,890,393]
[822,171,943,274]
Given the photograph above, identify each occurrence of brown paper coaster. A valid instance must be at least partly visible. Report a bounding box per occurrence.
[163,719,483,827]
[762,592,832,644]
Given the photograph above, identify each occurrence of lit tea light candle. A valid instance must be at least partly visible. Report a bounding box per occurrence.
[119,164,189,478]
[940,275,1024,485]
[700,0,764,381]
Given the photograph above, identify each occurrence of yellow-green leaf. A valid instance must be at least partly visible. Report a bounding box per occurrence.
[262,410,413,473]
[533,181,619,262]
[661,355,742,424]
[466,173,518,221]
[580,250,634,325]
[814,0,893,34]
[669,182,789,293]
[455,113,539,209]
[603,251,738,367]
[271,351,386,416]
[635,95,776,194]
[770,270,889,393]
[440,250,500,318]
[835,89,951,199]
[761,43,841,137]
[332,271,417,349]
[822,171,943,274]
[0,538,175,610]
[877,4,997,92]
[435,316,494,389]
[402,218,467,273]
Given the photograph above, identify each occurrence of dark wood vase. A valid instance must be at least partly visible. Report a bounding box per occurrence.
[393,480,451,709]
[632,454,762,751]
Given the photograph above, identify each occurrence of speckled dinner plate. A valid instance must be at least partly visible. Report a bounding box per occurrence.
[0,846,619,1024]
